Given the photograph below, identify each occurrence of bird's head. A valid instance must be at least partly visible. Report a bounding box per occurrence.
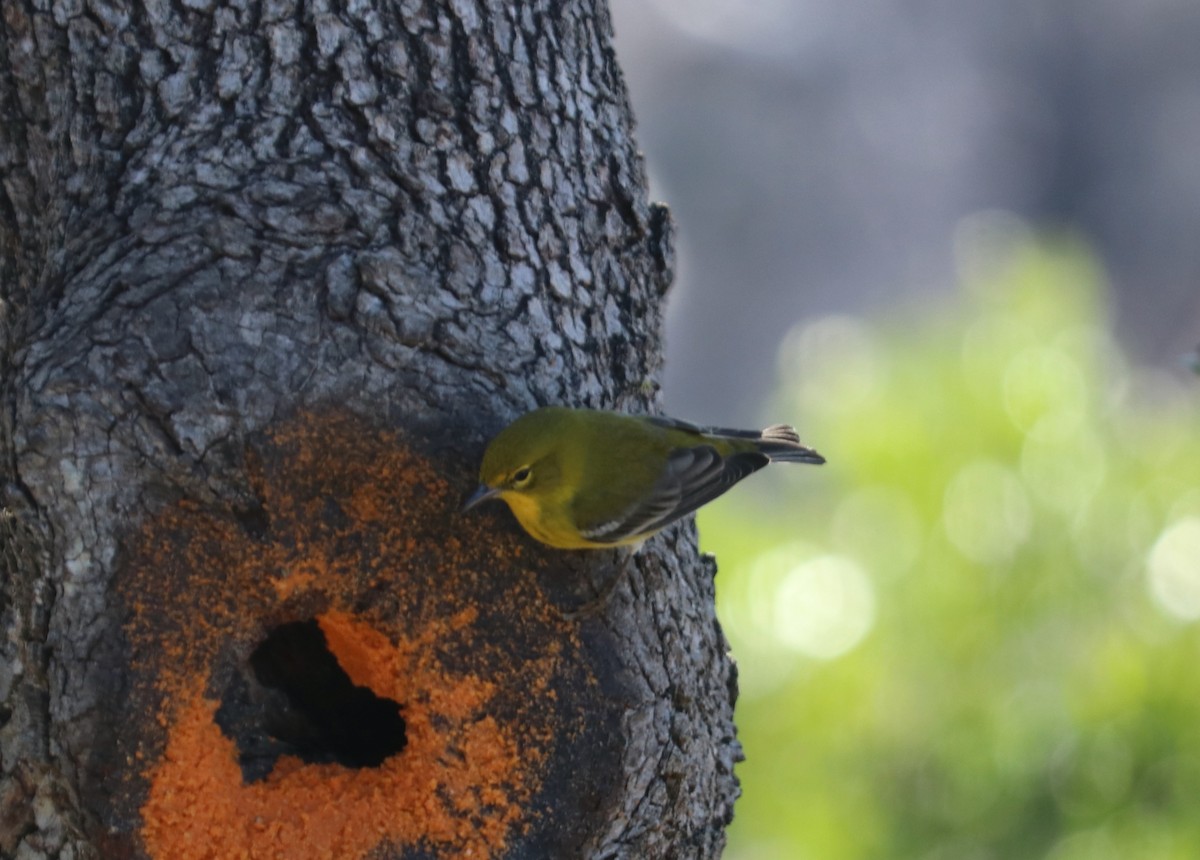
[462,408,567,512]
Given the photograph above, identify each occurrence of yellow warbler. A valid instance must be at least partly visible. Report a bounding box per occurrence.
[463,406,824,549]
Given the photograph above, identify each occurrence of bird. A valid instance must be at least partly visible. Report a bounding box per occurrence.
[463,406,824,550]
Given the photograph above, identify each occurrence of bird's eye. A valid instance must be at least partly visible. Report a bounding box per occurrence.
[511,466,532,486]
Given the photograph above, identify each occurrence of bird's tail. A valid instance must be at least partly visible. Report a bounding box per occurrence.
[657,414,825,465]
[755,424,825,464]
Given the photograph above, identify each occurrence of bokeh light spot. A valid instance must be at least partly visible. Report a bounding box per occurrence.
[1004,347,1087,438]
[1147,517,1200,621]
[770,553,876,660]
[942,460,1031,565]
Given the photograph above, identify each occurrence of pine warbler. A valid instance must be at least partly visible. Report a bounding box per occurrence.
[463,406,824,549]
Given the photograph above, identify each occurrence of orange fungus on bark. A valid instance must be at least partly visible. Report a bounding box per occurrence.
[120,415,568,860]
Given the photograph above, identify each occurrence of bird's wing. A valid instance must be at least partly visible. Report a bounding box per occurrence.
[578,445,769,545]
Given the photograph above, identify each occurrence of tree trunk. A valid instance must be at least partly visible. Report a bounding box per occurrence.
[0,1,739,858]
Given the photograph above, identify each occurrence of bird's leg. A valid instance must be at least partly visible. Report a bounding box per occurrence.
[560,548,635,620]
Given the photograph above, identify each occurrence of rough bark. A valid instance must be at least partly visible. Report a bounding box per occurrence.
[0,1,739,858]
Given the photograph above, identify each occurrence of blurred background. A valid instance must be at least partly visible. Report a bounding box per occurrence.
[607,1,1200,857]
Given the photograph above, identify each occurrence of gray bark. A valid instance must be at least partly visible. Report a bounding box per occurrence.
[0,0,739,858]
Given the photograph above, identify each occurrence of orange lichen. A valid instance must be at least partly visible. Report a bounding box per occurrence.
[269,568,319,600]
[140,611,522,860]
[116,414,576,860]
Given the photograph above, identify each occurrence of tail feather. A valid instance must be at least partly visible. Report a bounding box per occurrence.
[761,424,801,444]
[756,424,825,464]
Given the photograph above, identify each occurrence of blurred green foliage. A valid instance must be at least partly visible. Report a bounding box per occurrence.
[702,221,1200,860]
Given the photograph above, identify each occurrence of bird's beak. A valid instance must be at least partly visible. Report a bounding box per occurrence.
[462,484,501,512]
